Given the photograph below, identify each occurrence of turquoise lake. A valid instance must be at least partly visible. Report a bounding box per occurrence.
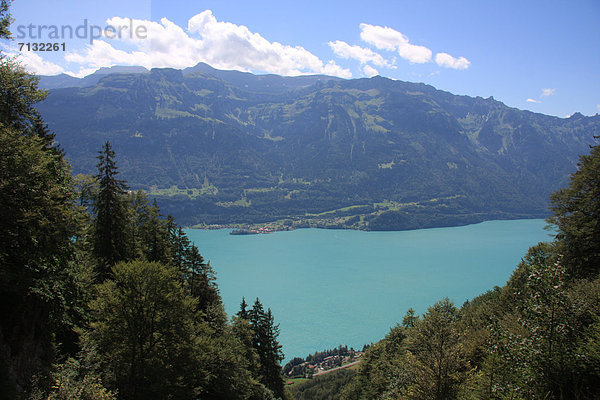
[186,219,552,361]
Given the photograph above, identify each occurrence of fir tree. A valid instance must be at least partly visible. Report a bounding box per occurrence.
[249,298,286,398]
[261,308,286,399]
[131,192,170,264]
[402,308,419,328]
[0,0,12,39]
[238,297,250,320]
[169,225,191,273]
[92,141,131,278]
[144,199,170,264]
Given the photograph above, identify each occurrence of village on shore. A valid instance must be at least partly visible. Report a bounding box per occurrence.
[284,347,365,380]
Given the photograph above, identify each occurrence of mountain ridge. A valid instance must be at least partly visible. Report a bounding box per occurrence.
[35,63,600,230]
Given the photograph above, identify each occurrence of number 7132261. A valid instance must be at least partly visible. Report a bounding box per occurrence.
[18,42,66,51]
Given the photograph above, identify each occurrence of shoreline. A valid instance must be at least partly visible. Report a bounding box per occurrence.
[186,216,551,234]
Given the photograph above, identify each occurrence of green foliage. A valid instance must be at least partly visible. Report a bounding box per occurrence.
[0,45,83,397]
[290,369,356,400]
[0,0,12,39]
[341,301,468,399]
[0,57,47,132]
[92,142,132,276]
[403,299,468,399]
[340,325,408,400]
[467,265,600,398]
[43,357,116,400]
[233,307,261,379]
[238,298,289,399]
[130,192,170,264]
[0,15,284,397]
[74,174,99,210]
[88,260,200,399]
[167,222,226,329]
[550,142,600,278]
[83,256,271,400]
[401,308,419,328]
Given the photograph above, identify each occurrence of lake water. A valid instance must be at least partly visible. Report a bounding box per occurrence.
[185,219,552,361]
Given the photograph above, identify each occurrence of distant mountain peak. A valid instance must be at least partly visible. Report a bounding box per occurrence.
[569,112,585,119]
[38,65,149,90]
[93,65,149,75]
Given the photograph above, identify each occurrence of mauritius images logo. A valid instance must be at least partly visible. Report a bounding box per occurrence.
[15,18,147,45]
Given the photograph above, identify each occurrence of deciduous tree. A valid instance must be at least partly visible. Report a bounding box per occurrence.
[550,142,600,279]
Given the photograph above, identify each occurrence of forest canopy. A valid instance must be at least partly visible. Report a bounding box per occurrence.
[0,32,291,397]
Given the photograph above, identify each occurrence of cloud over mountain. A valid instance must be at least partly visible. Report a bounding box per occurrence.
[17,11,352,78]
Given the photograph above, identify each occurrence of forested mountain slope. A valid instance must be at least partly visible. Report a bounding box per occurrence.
[37,65,600,229]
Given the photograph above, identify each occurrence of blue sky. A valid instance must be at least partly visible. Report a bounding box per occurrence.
[2,0,599,117]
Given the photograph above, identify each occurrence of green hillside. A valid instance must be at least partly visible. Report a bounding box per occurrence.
[36,66,600,229]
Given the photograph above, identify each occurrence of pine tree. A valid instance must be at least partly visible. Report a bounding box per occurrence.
[238,297,250,320]
[144,199,170,264]
[402,308,419,328]
[261,308,285,399]
[232,297,263,391]
[0,0,12,39]
[164,223,224,326]
[187,246,220,311]
[92,141,131,278]
[131,192,170,264]
[249,298,286,398]
[169,225,191,273]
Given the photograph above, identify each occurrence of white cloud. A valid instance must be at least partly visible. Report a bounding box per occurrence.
[525,88,556,105]
[597,104,600,112]
[328,40,392,67]
[359,23,432,64]
[61,11,352,78]
[22,54,65,75]
[0,43,65,75]
[398,43,432,64]
[363,64,379,77]
[9,12,476,79]
[435,52,470,70]
[360,23,406,51]
[541,88,556,97]
[65,40,150,67]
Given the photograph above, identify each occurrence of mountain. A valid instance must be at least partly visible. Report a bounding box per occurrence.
[35,65,600,230]
[38,63,338,93]
[182,62,344,94]
[38,65,149,89]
